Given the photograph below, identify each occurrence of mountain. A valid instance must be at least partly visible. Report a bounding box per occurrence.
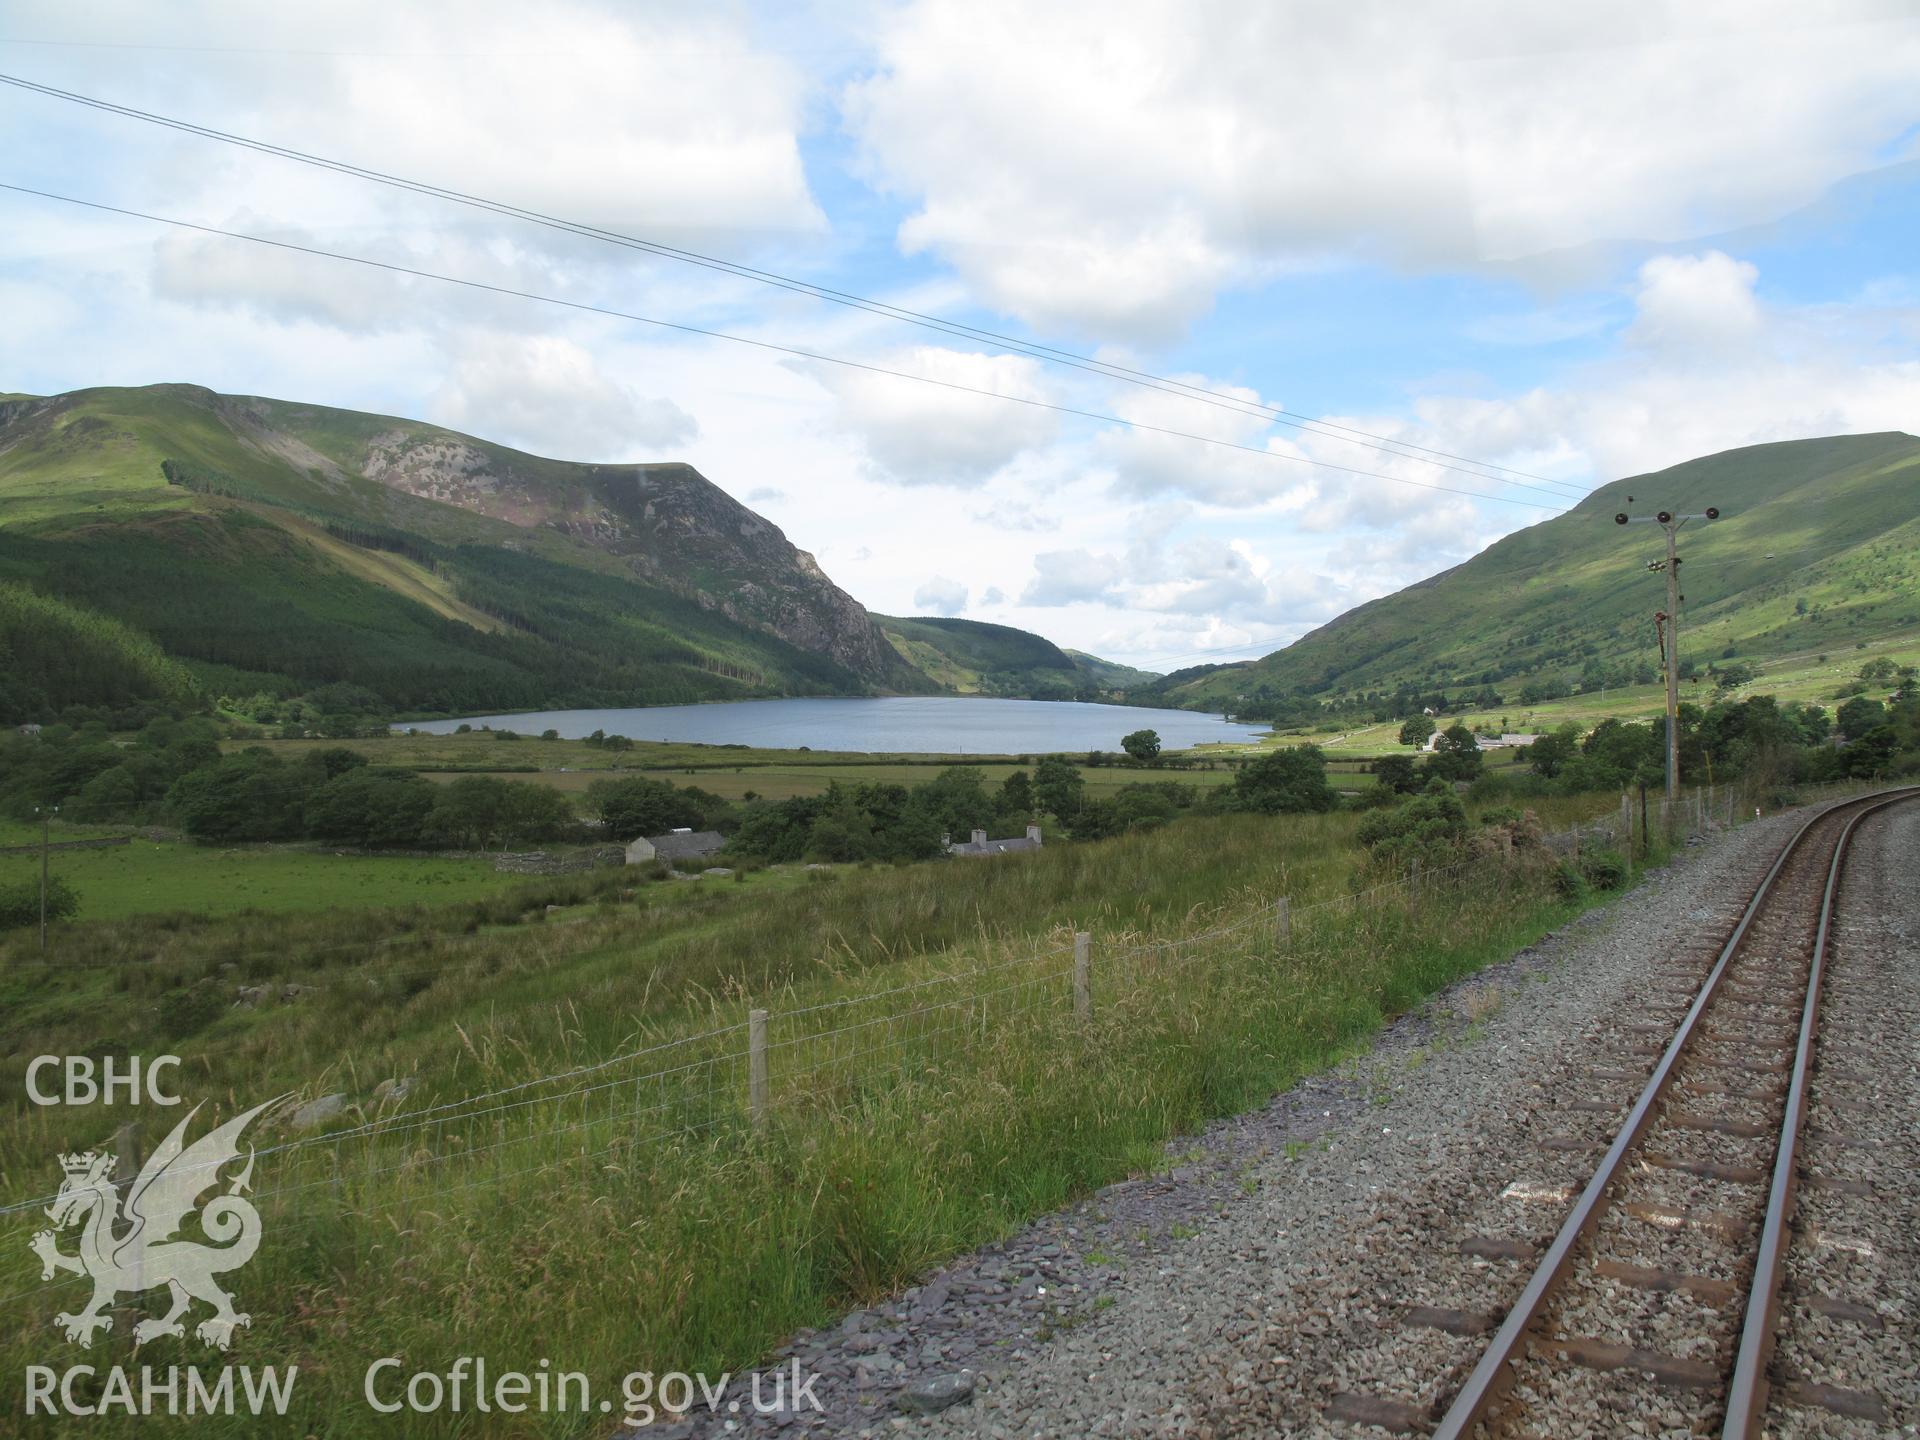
[0,384,931,720]
[1163,432,1920,713]
[876,615,1159,699]
[1062,649,1162,691]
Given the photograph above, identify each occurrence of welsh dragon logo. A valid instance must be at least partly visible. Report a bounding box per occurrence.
[30,1098,281,1350]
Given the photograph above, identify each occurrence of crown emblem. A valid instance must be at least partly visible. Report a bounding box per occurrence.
[58,1152,97,1176]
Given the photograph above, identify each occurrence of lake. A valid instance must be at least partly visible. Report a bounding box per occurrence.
[400,697,1268,755]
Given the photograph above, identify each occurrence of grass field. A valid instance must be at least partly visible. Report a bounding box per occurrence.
[0,785,1657,1438]
[0,836,525,922]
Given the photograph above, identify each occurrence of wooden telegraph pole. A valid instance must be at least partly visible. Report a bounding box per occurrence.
[1614,504,1721,805]
[35,803,58,952]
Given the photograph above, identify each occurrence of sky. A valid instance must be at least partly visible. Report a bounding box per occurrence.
[2,1,1918,673]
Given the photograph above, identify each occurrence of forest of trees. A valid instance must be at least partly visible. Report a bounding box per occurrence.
[0,512,870,722]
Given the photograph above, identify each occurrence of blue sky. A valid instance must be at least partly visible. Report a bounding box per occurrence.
[2,1,1917,672]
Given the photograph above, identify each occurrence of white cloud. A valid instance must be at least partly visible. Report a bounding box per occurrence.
[79,0,824,245]
[1405,254,1920,482]
[432,334,697,458]
[1626,251,1763,351]
[971,500,1061,532]
[1021,518,1350,631]
[802,346,1058,486]
[846,0,1920,340]
[913,576,969,615]
[150,216,423,333]
[979,585,1006,605]
[1098,374,1293,506]
[1021,549,1127,607]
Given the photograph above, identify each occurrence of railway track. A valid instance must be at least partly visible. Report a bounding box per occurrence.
[1326,787,1919,1438]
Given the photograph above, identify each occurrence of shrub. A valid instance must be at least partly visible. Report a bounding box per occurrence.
[0,876,79,930]
[1578,849,1629,891]
[1550,861,1586,901]
[157,980,225,1038]
[1356,781,1468,873]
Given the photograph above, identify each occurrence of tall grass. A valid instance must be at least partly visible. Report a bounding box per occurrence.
[0,803,1627,1436]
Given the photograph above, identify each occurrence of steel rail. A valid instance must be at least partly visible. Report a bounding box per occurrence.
[1431,787,1918,1440]
[1720,788,1917,1436]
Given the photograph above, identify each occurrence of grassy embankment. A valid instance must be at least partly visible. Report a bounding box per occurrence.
[0,793,1632,1437]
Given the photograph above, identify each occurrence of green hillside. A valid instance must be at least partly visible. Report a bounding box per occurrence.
[878,615,1158,698]
[1165,432,1920,716]
[1064,648,1161,691]
[0,385,931,721]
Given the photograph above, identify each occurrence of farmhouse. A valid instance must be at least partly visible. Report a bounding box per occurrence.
[945,824,1043,857]
[625,829,727,865]
[1424,731,1538,753]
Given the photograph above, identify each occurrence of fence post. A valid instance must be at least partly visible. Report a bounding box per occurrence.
[1409,859,1422,908]
[748,1008,769,1134]
[112,1122,144,1333]
[1073,932,1092,1022]
[1274,897,1291,950]
[1621,791,1632,858]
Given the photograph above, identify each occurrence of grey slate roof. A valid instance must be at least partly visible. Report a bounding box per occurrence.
[948,836,1041,856]
[647,830,726,860]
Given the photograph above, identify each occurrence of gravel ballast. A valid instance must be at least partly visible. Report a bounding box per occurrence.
[1768,800,1919,1438]
[650,806,1908,1439]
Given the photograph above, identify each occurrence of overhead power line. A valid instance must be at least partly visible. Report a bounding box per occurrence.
[0,181,1569,513]
[0,70,1592,505]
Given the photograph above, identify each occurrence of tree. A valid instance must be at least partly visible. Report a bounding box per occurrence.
[914,766,995,838]
[1230,746,1337,814]
[1529,724,1580,779]
[306,769,437,848]
[1844,725,1899,777]
[1032,756,1085,821]
[1372,754,1421,795]
[1397,715,1436,747]
[427,776,512,849]
[1120,728,1162,763]
[586,777,703,840]
[1425,724,1484,782]
[1835,696,1886,742]
[998,770,1035,818]
[167,752,315,842]
[805,786,876,863]
[303,747,370,782]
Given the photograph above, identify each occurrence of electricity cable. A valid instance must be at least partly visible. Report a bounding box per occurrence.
[0,181,1569,512]
[0,71,1592,503]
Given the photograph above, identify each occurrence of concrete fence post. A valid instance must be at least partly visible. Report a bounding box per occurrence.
[748,1008,769,1133]
[1073,932,1092,1022]
[1274,897,1291,950]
